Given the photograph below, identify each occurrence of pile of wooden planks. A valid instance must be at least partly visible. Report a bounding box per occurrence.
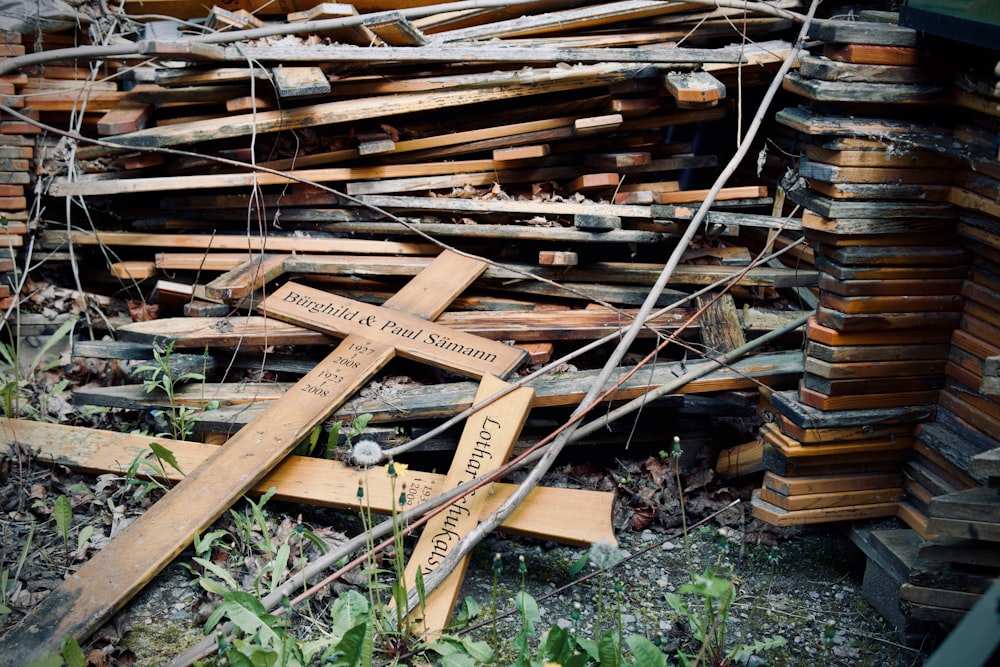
[747,10,1000,640]
[750,389,922,526]
[906,449,1000,627]
[0,0,822,341]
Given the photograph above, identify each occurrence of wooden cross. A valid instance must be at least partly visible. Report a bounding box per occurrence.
[0,250,529,663]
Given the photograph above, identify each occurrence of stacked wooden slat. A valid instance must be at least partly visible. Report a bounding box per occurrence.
[0,30,36,309]
[904,449,1000,627]
[774,18,966,412]
[750,12,1000,638]
[749,16,961,526]
[750,389,926,526]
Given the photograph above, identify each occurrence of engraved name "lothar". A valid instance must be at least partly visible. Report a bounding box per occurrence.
[425,416,501,570]
[280,290,499,363]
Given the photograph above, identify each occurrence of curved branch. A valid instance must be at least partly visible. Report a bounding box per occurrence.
[408,0,820,616]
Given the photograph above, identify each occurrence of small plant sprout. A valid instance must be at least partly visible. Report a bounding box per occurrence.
[587,540,625,636]
[490,553,502,655]
[132,340,210,440]
[671,435,693,572]
[53,495,72,569]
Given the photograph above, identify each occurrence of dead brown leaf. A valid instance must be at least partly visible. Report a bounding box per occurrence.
[127,300,159,322]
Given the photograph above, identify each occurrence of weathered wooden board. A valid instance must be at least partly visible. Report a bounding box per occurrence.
[969,448,1000,483]
[820,293,965,314]
[924,516,1000,543]
[789,188,954,220]
[896,501,933,539]
[799,158,955,184]
[260,282,525,379]
[805,145,958,168]
[751,490,899,526]
[805,340,950,364]
[799,386,940,412]
[0,418,612,545]
[405,374,533,633]
[804,357,947,380]
[819,244,969,267]
[808,180,951,202]
[204,253,288,302]
[783,72,947,104]
[761,423,913,458]
[819,274,963,297]
[43,229,435,256]
[824,43,930,66]
[769,388,934,429]
[810,18,919,47]
[802,372,944,396]
[759,485,903,511]
[815,256,970,281]
[920,537,1000,569]
[76,351,804,429]
[900,585,982,612]
[938,388,1000,438]
[663,70,726,108]
[776,105,948,138]
[798,54,945,84]
[929,487,1000,523]
[715,439,764,478]
[815,306,962,333]
[763,471,902,496]
[773,413,913,444]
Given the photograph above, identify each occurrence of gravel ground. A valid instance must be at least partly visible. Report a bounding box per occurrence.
[105,498,936,666]
[456,522,933,667]
[3,440,940,666]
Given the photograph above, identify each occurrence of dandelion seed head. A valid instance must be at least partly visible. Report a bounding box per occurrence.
[588,539,624,570]
[351,438,383,466]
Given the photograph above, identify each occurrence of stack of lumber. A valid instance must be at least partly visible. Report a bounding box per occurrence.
[4,0,821,332]
[750,389,924,526]
[0,30,33,309]
[0,1,828,461]
[750,13,1000,529]
[904,449,1000,627]
[754,13,1000,640]
[776,16,966,413]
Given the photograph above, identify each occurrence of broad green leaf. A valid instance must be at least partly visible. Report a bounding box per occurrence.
[349,413,372,439]
[440,654,478,667]
[451,636,493,663]
[542,624,575,664]
[321,624,364,666]
[217,592,280,646]
[626,635,668,667]
[597,629,622,667]
[269,543,290,592]
[198,576,232,597]
[76,524,94,552]
[52,495,72,542]
[329,590,370,640]
[193,556,239,590]
[149,442,184,476]
[61,636,87,667]
[515,590,541,631]
[567,552,590,576]
[576,636,599,660]
[25,653,63,667]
